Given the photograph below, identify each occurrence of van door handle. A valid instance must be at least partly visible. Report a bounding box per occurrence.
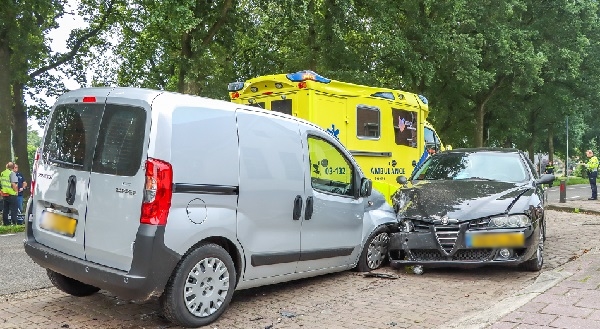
[292,195,303,220]
[65,175,76,205]
[305,196,314,220]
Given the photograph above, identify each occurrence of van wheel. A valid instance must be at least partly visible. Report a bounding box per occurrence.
[356,227,389,272]
[47,269,100,297]
[160,243,236,327]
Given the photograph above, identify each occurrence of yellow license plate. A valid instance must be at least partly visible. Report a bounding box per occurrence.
[466,232,524,248]
[40,211,77,237]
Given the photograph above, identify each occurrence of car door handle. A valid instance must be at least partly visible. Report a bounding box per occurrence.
[65,175,77,205]
[305,196,314,220]
[292,195,303,220]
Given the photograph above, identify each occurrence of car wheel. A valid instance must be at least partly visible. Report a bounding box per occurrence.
[160,243,236,327]
[522,222,544,272]
[47,269,100,297]
[356,226,389,272]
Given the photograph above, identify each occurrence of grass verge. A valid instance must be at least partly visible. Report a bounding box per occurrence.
[0,224,25,234]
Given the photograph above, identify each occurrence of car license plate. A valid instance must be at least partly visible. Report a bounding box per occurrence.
[40,211,77,237]
[466,232,524,248]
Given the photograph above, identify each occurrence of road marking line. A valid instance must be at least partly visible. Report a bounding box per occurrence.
[0,234,16,237]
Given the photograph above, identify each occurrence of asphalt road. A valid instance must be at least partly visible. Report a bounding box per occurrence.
[0,232,50,295]
[546,183,591,202]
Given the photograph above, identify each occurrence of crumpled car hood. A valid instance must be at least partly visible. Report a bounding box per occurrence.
[396,180,534,221]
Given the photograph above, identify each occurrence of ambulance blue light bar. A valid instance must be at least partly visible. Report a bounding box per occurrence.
[418,94,429,105]
[286,70,331,83]
[228,82,245,92]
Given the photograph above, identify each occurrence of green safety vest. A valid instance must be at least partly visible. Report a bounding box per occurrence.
[587,156,599,171]
[0,169,16,196]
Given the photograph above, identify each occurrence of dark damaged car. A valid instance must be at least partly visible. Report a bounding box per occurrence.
[388,148,554,273]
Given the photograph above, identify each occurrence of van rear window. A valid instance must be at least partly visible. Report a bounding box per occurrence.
[43,104,103,170]
[43,103,146,176]
[92,105,146,176]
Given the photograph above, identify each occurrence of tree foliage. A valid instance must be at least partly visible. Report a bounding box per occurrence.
[5,0,600,178]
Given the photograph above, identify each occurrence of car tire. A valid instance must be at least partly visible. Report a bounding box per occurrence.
[356,226,389,272]
[160,243,236,328]
[522,222,544,272]
[47,269,100,297]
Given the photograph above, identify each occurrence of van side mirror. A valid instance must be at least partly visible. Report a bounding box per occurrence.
[396,175,408,185]
[360,178,372,197]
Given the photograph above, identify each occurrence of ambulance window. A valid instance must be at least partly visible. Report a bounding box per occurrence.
[272,99,292,115]
[357,106,380,139]
[424,127,440,152]
[392,108,417,148]
[248,102,265,109]
[307,136,354,197]
[92,105,146,176]
[43,104,103,170]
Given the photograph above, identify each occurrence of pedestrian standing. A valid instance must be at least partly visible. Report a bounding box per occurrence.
[1,162,19,225]
[585,150,599,200]
[13,163,26,224]
[544,161,555,188]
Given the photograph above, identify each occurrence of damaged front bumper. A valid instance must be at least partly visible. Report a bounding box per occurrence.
[388,224,539,269]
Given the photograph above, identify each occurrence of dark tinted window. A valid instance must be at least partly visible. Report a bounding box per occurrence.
[357,106,380,138]
[43,104,103,170]
[272,99,292,115]
[392,108,417,147]
[92,105,146,176]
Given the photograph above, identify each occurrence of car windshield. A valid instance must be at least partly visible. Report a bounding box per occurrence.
[412,152,529,183]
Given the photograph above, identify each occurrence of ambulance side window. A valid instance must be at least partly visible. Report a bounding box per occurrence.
[392,108,417,148]
[356,106,380,139]
[307,136,354,196]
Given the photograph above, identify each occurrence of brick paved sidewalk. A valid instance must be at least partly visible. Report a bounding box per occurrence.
[488,247,600,329]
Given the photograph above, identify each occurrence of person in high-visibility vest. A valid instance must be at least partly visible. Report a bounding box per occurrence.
[585,150,599,200]
[1,162,19,225]
[544,161,555,188]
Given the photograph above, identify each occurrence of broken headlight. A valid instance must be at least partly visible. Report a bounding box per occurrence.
[488,214,531,228]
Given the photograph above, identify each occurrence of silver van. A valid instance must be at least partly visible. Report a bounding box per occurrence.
[24,87,396,327]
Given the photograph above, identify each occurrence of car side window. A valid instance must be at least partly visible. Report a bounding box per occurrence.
[307,136,354,196]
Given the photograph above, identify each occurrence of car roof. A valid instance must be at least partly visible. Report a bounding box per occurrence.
[443,147,521,154]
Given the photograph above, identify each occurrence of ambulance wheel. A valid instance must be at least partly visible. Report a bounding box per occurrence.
[47,269,100,297]
[356,226,389,272]
[160,243,236,327]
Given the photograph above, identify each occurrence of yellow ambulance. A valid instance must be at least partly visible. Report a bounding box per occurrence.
[228,70,447,203]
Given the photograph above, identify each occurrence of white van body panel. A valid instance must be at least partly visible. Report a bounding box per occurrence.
[235,110,305,281]
[84,89,159,271]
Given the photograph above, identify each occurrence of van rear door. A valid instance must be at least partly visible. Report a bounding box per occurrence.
[33,92,108,259]
[83,100,149,271]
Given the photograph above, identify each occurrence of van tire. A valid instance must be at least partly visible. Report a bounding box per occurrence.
[47,269,100,297]
[160,243,236,327]
[356,226,389,272]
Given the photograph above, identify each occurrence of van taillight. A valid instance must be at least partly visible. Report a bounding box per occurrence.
[141,158,173,225]
[30,148,41,194]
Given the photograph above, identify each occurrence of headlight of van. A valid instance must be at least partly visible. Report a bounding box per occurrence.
[489,214,531,228]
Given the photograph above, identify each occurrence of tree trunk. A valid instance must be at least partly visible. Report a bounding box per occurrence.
[548,129,554,162]
[0,40,13,162]
[475,103,485,147]
[307,0,318,71]
[12,82,31,198]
